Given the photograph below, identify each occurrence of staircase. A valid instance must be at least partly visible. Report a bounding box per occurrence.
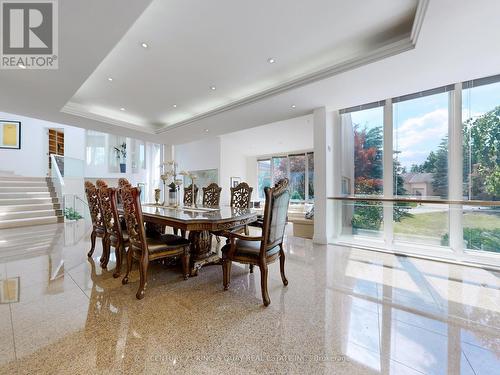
[0,176,64,229]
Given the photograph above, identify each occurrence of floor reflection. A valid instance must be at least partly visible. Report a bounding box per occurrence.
[0,221,498,374]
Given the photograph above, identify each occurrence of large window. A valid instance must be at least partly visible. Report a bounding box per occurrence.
[341,105,384,238]
[392,90,450,246]
[289,154,306,200]
[394,91,449,199]
[462,77,500,253]
[257,152,314,202]
[307,152,314,200]
[257,159,271,200]
[335,74,500,263]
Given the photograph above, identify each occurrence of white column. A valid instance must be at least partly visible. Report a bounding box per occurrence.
[383,99,394,248]
[448,83,464,255]
[313,107,334,244]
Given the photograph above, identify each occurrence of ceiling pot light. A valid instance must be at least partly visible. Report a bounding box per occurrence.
[210,85,216,91]
[291,105,296,109]
[120,107,126,111]
[107,77,113,82]
[141,42,149,48]
[172,104,177,108]
[267,57,276,64]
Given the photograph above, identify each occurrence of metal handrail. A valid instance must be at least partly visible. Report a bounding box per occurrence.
[328,196,500,207]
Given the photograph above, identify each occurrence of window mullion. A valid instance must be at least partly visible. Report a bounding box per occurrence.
[383,98,394,248]
[449,83,464,256]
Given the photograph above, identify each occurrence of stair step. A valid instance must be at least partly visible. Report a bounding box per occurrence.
[0,186,50,192]
[0,176,47,184]
[0,197,58,205]
[0,209,58,220]
[0,216,60,229]
[0,181,48,188]
[0,192,52,199]
[0,203,60,212]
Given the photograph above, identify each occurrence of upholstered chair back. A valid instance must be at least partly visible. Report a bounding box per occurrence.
[262,179,290,248]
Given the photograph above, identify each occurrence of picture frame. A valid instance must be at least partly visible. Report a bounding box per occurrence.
[0,121,21,149]
[230,177,241,188]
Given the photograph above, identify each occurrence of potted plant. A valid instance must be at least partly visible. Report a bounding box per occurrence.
[114,142,127,173]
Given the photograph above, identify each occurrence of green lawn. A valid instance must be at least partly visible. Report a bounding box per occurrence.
[394,210,500,238]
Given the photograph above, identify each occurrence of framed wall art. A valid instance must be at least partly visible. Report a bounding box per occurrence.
[230,177,241,188]
[0,121,21,149]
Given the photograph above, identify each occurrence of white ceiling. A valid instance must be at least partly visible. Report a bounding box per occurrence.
[1,0,499,146]
[65,0,418,132]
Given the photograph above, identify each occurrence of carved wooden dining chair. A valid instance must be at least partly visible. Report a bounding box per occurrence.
[230,182,253,209]
[97,182,129,277]
[213,182,254,242]
[221,179,290,306]
[202,183,222,207]
[183,184,198,206]
[231,182,254,235]
[120,186,191,299]
[85,181,107,267]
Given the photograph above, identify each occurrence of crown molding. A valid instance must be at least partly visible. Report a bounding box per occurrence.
[411,0,429,45]
[61,102,157,134]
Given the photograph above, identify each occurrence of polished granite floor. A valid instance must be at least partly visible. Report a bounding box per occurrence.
[0,221,499,375]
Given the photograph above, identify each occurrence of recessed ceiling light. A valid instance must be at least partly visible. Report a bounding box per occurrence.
[204,129,209,133]
[267,57,276,64]
[120,107,126,111]
[291,104,296,109]
[107,77,113,82]
[172,104,177,108]
[18,63,26,69]
[210,85,216,91]
[141,42,149,48]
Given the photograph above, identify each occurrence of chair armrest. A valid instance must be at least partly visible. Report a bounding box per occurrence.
[220,231,263,242]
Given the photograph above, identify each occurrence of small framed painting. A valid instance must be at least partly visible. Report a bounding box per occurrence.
[230,177,241,188]
[0,121,21,149]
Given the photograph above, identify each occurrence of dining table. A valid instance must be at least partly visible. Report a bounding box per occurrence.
[140,204,257,276]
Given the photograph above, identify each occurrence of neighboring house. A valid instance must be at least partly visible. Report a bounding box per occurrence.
[402,173,435,197]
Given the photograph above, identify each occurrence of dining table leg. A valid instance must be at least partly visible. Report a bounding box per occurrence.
[188,230,221,276]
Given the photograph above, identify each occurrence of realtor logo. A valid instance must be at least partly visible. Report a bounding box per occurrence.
[1,0,58,69]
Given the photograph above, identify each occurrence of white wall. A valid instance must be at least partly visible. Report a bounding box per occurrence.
[219,137,248,205]
[0,111,85,177]
[172,115,314,205]
[175,137,221,174]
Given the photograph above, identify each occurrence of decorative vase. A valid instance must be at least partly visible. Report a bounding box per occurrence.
[120,163,126,173]
[154,189,161,205]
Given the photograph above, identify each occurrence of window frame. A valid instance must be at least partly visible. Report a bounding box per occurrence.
[257,150,314,203]
[332,74,500,267]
